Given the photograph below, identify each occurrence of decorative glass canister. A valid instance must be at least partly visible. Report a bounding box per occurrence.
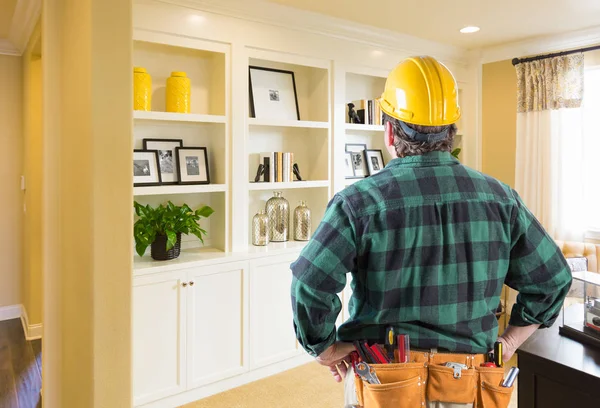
[166,71,191,113]
[265,192,289,242]
[252,210,270,246]
[293,201,311,241]
[133,67,152,111]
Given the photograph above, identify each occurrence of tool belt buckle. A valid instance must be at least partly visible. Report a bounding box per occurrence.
[444,362,468,379]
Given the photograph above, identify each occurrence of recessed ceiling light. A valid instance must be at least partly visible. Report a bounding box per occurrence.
[460,26,480,34]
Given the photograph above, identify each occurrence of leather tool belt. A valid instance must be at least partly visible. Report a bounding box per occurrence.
[353,349,514,408]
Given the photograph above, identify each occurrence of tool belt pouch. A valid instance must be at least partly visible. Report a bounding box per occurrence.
[476,366,514,408]
[354,363,426,408]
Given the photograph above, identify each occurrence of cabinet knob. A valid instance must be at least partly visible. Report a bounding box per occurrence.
[189,281,195,286]
[182,282,188,287]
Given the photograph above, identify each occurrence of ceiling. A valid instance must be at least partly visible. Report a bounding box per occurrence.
[267,0,600,49]
[0,0,17,39]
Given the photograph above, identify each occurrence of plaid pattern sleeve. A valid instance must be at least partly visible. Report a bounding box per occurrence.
[505,191,572,328]
[290,195,357,357]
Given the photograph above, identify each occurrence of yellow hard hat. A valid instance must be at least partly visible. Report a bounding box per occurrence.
[379,56,461,127]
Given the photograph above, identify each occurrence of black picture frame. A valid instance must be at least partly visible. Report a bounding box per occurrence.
[365,149,386,175]
[175,147,210,185]
[345,143,369,178]
[143,138,183,185]
[133,149,162,187]
[249,66,300,120]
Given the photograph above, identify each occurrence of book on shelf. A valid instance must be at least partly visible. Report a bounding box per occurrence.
[257,152,295,182]
[348,99,382,125]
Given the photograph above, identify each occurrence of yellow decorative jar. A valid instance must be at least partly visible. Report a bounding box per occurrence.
[166,71,191,113]
[133,67,152,111]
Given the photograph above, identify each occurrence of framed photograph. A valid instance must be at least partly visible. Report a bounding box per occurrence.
[344,152,360,179]
[249,66,300,120]
[365,149,386,175]
[143,139,183,185]
[133,150,162,187]
[345,143,368,178]
[176,147,210,185]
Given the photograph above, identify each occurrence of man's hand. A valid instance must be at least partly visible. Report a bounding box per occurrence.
[498,323,541,362]
[316,342,355,383]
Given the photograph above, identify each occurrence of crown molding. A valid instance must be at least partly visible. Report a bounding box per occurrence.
[0,39,20,56]
[481,25,600,64]
[150,0,468,66]
[9,0,42,54]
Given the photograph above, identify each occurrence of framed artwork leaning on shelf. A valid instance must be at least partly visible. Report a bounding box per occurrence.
[249,66,300,120]
[133,150,162,187]
[143,138,183,185]
[365,149,385,175]
[345,143,368,178]
[176,147,210,185]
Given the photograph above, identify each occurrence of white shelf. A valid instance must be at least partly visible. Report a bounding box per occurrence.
[248,180,329,191]
[246,241,308,255]
[248,118,329,129]
[134,184,227,196]
[345,123,384,132]
[133,110,227,124]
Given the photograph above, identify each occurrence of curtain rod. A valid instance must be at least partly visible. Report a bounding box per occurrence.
[512,44,600,66]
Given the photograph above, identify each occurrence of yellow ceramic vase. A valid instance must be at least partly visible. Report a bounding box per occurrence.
[133,67,152,111]
[166,71,191,113]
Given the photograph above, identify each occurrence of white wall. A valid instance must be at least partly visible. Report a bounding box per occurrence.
[0,54,23,309]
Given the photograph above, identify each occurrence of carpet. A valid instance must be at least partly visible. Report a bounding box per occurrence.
[182,362,343,408]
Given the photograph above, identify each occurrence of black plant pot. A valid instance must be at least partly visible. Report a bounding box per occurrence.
[151,233,182,261]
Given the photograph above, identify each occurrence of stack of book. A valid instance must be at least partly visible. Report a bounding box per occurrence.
[259,152,295,182]
[349,99,383,125]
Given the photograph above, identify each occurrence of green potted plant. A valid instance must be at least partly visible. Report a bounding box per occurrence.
[451,148,461,159]
[134,201,214,261]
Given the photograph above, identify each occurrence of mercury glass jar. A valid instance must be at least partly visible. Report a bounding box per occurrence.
[252,211,270,246]
[265,192,289,242]
[166,71,191,113]
[133,67,152,111]
[293,201,311,241]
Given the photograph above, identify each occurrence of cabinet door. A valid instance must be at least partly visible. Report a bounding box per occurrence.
[133,271,186,406]
[187,262,246,388]
[249,254,299,368]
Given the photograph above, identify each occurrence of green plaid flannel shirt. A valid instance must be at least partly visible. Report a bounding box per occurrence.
[291,151,572,357]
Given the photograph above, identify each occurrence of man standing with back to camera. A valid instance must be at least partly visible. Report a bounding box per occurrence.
[290,56,572,407]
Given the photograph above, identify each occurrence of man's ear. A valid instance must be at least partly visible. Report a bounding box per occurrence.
[384,121,394,147]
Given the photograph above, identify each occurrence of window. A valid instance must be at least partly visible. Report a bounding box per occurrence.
[582,68,600,236]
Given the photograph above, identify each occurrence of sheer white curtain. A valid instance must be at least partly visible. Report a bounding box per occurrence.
[514,54,586,241]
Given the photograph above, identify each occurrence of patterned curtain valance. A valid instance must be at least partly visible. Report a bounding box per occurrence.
[516,54,584,113]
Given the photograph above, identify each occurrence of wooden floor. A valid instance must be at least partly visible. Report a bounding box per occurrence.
[0,319,42,408]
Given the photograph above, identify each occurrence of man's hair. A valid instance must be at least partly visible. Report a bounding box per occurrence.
[383,113,457,158]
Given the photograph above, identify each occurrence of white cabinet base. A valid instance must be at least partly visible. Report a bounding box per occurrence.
[136,353,312,408]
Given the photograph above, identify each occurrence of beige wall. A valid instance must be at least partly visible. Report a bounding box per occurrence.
[43,0,132,406]
[22,24,44,325]
[0,54,23,309]
[482,59,517,188]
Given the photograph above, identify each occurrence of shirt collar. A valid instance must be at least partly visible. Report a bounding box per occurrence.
[385,151,459,169]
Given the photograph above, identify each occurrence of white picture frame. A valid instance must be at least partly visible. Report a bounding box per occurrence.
[249,66,300,121]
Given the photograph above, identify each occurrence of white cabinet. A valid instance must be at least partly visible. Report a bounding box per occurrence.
[133,271,187,406]
[187,262,245,388]
[249,254,299,368]
[133,261,247,404]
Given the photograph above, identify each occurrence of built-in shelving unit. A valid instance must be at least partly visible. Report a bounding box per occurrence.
[134,110,227,124]
[134,184,227,196]
[248,180,329,191]
[248,118,329,129]
[345,123,384,132]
